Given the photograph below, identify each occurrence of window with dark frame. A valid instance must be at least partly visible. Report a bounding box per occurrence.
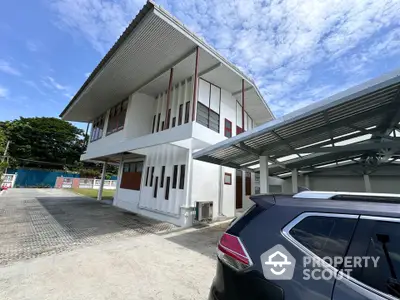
[120,161,144,190]
[236,126,243,135]
[184,101,190,123]
[351,219,400,298]
[151,115,156,133]
[165,109,171,129]
[224,173,232,185]
[172,165,178,189]
[156,113,161,132]
[150,167,154,186]
[172,117,176,128]
[106,99,128,135]
[165,177,171,200]
[160,166,165,188]
[179,165,185,189]
[178,104,183,125]
[290,216,357,261]
[153,177,159,198]
[196,79,221,133]
[224,119,232,138]
[145,166,150,186]
[161,121,165,131]
[90,114,105,142]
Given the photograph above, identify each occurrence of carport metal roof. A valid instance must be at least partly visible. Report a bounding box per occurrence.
[60,0,273,124]
[193,68,400,175]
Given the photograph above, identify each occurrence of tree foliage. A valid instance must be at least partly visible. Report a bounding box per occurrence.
[0,117,86,169]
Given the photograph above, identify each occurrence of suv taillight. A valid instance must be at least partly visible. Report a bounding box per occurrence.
[217,233,253,271]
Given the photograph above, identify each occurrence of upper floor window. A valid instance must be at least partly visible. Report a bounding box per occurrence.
[185,101,190,124]
[90,114,105,142]
[178,104,183,125]
[224,119,232,138]
[106,99,128,135]
[197,79,221,133]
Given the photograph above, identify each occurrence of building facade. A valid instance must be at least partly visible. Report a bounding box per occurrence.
[60,1,274,227]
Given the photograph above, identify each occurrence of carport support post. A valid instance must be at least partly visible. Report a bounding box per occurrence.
[292,169,298,193]
[305,175,310,189]
[364,174,372,192]
[259,156,269,193]
[97,162,107,201]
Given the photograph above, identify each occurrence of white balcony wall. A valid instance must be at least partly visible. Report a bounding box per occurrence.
[152,78,193,133]
[125,93,155,139]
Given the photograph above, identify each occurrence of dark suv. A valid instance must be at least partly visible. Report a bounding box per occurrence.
[209,191,400,300]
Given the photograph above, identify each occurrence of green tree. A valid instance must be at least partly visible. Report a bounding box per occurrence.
[0,117,86,168]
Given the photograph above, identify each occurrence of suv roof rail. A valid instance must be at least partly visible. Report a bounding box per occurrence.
[293,191,400,203]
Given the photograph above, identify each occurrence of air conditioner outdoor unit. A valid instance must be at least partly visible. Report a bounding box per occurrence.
[195,201,213,222]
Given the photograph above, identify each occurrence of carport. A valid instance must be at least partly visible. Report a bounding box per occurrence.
[193,69,400,194]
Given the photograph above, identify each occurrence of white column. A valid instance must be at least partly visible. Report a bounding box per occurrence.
[364,174,372,192]
[218,165,223,216]
[259,156,269,193]
[184,148,193,207]
[113,157,124,204]
[242,170,246,209]
[292,168,298,193]
[97,162,107,200]
[305,175,310,189]
[251,172,256,195]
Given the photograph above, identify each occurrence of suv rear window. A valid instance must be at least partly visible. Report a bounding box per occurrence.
[289,216,357,261]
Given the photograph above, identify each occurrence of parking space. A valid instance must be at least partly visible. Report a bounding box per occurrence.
[0,189,228,300]
[0,189,177,266]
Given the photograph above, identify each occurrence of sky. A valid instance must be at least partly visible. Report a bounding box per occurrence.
[1,0,400,127]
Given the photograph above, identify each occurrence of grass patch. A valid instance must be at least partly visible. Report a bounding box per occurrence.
[72,188,115,200]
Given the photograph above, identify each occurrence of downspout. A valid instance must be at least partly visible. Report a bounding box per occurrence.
[191,46,199,122]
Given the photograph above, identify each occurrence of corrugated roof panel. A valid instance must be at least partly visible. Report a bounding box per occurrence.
[244,132,280,148]
[275,113,326,139]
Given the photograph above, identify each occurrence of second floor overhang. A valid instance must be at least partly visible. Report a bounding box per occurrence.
[60,1,274,126]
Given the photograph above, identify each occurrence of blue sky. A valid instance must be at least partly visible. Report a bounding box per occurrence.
[1,0,400,128]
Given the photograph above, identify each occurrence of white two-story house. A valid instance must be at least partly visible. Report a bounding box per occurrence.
[60,1,274,227]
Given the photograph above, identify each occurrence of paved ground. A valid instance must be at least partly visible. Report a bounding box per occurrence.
[0,189,228,300]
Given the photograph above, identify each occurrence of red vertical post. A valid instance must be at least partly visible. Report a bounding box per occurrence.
[191,46,199,122]
[164,68,174,130]
[242,79,245,132]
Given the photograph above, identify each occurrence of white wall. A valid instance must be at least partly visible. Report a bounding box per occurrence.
[125,93,155,139]
[222,167,236,217]
[138,144,189,217]
[191,160,220,219]
[279,174,400,194]
[190,161,236,219]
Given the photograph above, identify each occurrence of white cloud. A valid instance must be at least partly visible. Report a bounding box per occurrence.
[24,80,47,95]
[84,72,90,78]
[0,85,9,98]
[26,40,42,52]
[50,0,400,116]
[45,76,69,91]
[0,59,21,76]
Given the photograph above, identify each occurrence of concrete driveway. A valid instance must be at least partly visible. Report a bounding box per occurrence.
[0,189,229,300]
